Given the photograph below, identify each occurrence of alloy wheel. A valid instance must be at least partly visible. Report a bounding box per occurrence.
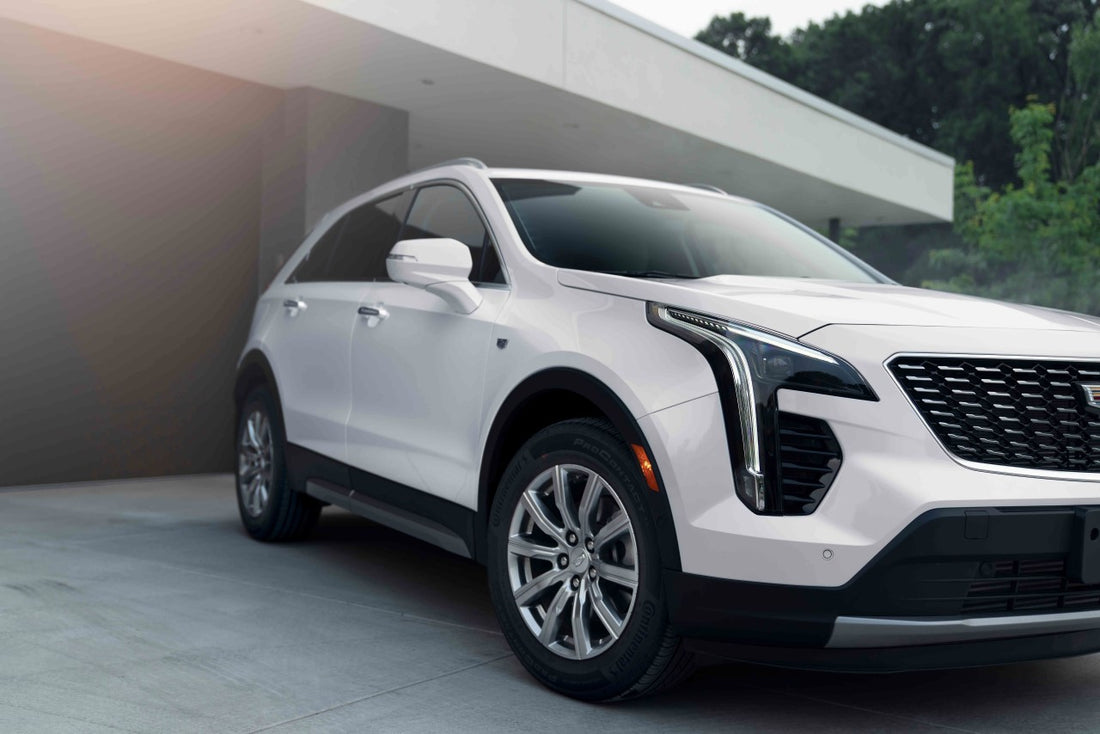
[506,464,639,660]
[238,409,273,518]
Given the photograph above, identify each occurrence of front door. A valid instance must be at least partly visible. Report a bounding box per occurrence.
[346,183,509,502]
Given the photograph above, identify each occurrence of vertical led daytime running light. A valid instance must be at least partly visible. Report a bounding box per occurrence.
[653,306,768,511]
[649,303,875,515]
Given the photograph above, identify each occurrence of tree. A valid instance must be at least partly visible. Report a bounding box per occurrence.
[695,13,794,80]
[696,0,1098,188]
[697,0,1100,314]
[1059,11,1100,181]
[923,97,1100,313]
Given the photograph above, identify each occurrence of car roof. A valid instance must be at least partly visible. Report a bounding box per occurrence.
[317,162,752,231]
[481,167,736,198]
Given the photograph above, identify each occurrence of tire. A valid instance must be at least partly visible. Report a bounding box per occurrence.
[487,418,694,701]
[235,386,321,541]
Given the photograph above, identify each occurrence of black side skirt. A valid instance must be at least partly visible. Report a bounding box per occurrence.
[285,443,477,559]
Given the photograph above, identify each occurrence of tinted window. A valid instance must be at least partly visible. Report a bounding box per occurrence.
[288,192,410,283]
[328,191,411,282]
[492,178,881,282]
[402,185,506,285]
[288,216,346,283]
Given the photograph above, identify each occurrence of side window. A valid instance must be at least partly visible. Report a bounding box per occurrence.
[287,191,411,283]
[402,185,506,285]
[327,191,411,282]
[288,215,346,283]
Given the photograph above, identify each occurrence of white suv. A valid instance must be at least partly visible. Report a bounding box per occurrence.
[234,158,1100,700]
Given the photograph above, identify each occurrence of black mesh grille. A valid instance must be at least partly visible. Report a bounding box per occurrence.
[888,356,1100,472]
[963,558,1100,614]
[777,413,841,515]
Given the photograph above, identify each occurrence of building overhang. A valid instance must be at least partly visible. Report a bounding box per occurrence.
[0,0,954,228]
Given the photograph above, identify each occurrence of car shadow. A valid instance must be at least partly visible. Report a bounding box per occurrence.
[276,508,1100,725]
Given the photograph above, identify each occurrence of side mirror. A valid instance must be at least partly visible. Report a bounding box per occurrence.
[386,238,483,314]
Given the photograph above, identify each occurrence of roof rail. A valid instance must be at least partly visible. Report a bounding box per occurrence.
[684,183,728,195]
[413,157,488,173]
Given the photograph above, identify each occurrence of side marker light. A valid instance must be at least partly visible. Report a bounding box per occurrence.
[630,444,660,492]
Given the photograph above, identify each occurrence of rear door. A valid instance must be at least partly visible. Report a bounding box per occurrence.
[263,191,411,463]
[346,183,509,501]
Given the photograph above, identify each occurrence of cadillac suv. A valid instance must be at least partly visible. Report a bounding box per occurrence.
[233,158,1100,700]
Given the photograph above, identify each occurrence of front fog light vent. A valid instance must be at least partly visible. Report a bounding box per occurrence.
[777,413,842,515]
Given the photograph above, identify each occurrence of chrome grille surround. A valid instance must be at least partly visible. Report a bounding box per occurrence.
[887,354,1100,478]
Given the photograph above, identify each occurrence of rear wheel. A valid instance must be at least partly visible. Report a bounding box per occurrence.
[235,386,321,541]
[487,418,694,700]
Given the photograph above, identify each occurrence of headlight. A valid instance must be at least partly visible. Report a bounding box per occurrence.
[648,303,877,514]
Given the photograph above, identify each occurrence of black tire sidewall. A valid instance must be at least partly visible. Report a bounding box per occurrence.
[487,420,669,701]
[235,387,289,538]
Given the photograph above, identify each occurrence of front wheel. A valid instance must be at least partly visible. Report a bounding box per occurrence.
[487,418,694,701]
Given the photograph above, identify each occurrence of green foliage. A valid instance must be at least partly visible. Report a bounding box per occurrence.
[696,0,1097,188]
[695,13,794,79]
[1060,12,1100,181]
[697,1,1100,314]
[923,100,1100,314]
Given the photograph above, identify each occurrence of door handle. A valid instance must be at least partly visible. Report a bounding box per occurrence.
[358,305,389,321]
[283,298,307,310]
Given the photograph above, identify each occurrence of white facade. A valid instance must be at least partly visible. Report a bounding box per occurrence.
[0,0,953,229]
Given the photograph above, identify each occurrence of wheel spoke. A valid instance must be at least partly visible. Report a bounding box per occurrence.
[246,414,262,450]
[591,585,624,640]
[521,490,566,545]
[552,466,580,534]
[508,535,561,561]
[577,473,602,539]
[238,451,254,478]
[571,580,592,659]
[257,414,271,453]
[245,475,262,514]
[594,559,637,590]
[593,510,630,551]
[538,583,573,646]
[514,567,568,607]
[256,481,269,514]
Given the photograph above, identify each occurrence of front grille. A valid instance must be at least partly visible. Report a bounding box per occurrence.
[964,558,1100,614]
[888,356,1100,472]
[777,413,841,515]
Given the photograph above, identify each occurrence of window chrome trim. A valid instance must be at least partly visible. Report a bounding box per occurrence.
[885,352,1100,483]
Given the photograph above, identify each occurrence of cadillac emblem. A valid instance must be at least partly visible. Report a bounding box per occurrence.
[1080,383,1100,414]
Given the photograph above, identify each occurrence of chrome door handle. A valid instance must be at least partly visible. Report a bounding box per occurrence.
[283,298,307,310]
[357,305,389,320]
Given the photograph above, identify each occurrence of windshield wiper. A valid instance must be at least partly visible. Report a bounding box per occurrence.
[602,270,697,279]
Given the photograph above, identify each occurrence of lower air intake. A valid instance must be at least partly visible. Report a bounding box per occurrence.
[777,413,842,515]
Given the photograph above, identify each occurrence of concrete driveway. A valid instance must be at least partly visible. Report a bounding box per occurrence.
[0,475,1097,732]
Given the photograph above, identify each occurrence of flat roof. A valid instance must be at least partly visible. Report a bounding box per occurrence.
[579,0,953,167]
[0,0,955,227]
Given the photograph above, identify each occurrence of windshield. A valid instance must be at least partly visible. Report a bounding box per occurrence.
[493,178,882,282]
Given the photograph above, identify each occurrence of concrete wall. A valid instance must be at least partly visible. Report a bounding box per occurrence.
[0,20,409,486]
[259,88,408,290]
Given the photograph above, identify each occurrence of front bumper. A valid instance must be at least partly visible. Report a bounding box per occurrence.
[665,506,1100,670]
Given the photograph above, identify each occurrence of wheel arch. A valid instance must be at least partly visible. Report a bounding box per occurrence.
[475,367,681,570]
[233,349,284,431]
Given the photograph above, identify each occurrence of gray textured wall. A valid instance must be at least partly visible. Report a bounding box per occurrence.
[259,88,409,291]
[0,20,409,486]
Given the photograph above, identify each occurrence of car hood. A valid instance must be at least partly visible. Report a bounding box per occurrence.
[557,270,1100,338]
